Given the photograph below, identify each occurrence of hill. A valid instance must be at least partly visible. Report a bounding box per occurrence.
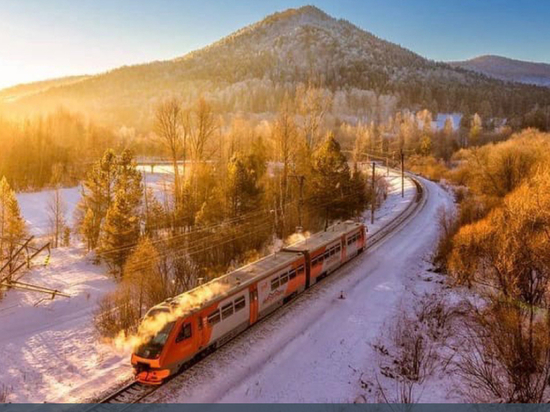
[1,6,549,129]
[450,55,550,87]
[0,75,90,103]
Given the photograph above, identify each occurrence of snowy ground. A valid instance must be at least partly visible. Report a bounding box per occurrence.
[0,246,134,403]
[0,169,433,403]
[0,170,177,402]
[144,173,454,403]
[15,171,172,237]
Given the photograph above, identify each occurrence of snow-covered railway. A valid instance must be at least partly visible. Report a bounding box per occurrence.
[96,171,425,405]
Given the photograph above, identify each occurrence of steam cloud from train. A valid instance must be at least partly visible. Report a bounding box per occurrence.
[109,282,230,354]
[107,231,310,354]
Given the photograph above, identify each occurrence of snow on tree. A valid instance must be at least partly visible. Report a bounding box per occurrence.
[0,176,27,278]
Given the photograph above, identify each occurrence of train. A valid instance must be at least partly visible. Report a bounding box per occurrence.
[131,220,367,384]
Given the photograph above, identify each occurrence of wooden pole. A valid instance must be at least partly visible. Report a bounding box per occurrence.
[371,162,376,224]
[401,150,405,197]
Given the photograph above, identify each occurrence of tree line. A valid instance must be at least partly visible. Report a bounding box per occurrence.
[430,130,550,402]
[92,88,376,337]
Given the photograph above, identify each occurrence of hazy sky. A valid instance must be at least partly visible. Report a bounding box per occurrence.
[1,0,549,89]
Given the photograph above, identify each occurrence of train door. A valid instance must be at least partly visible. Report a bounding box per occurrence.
[249,286,259,324]
[341,235,347,262]
[197,314,208,351]
[304,252,312,288]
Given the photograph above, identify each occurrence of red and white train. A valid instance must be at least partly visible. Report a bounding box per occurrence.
[131,220,367,384]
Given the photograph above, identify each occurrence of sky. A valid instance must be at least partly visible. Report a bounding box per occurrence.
[1,0,549,89]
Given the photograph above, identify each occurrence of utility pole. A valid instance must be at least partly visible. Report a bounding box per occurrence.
[371,162,376,224]
[400,149,405,198]
[290,175,306,232]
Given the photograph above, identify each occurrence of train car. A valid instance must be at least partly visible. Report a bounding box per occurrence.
[131,220,366,384]
[284,220,366,287]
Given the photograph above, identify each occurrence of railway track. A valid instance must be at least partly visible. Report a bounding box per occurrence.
[92,171,427,406]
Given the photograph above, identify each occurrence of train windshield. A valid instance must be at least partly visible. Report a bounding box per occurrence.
[135,321,175,359]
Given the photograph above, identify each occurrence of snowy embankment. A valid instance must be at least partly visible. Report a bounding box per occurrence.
[145,172,455,403]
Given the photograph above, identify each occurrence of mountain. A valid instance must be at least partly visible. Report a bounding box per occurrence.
[1,6,549,129]
[0,75,90,103]
[450,55,550,87]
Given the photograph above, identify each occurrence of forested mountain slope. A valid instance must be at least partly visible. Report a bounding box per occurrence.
[1,6,549,129]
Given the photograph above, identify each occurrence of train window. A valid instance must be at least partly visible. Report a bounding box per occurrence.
[280,273,288,284]
[176,322,192,343]
[288,270,296,280]
[271,277,280,291]
[234,296,246,311]
[221,303,234,319]
[208,310,220,326]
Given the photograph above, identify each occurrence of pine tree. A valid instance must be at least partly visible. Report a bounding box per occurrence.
[77,149,118,250]
[0,176,27,276]
[101,190,141,275]
[143,188,167,234]
[123,236,165,317]
[309,134,353,222]
[226,152,264,218]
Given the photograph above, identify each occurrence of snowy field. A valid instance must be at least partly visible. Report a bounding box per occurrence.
[1,170,175,402]
[15,171,172,237]
[0,170,438,403]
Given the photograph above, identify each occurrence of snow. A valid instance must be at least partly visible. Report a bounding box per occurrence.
[0,245,136,403]
[1,169,452,403]
[15,170,173,237]
[146,172,455,403]
[16,187,81,237]
[0,168,179,402]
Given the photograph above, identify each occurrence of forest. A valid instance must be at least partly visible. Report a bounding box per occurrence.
[1,77,549,401]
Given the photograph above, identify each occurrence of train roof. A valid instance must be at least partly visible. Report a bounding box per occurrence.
[151,249,302,316]
[149,220,365,317]
[284,220,364,253]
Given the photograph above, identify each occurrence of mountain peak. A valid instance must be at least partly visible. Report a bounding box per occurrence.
[287,5,331,19]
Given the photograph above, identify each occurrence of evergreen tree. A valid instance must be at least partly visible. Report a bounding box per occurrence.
[101,189,141,275]
[226,152,264,218]
[77,149,118,250]
[0,176,27,276]
[143,188,167,234]
[123,236,165,317]
[309,134,354,222]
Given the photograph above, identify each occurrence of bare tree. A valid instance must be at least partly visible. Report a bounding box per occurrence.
[155,98,184,209]
[184,97,218,163]
[272,95,297,236]
[48,186,67,248]
[296,82,332,151]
